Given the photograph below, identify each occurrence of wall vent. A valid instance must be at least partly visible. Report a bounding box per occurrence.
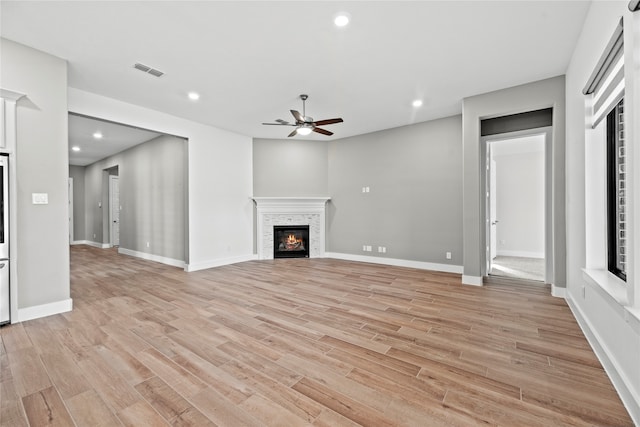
[133,62,164,77]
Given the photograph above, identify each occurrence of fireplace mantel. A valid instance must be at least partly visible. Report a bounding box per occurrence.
[252,197,330,260]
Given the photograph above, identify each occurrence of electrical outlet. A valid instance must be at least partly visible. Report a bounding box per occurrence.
[446,252,452,259]
[363,245,367,251]
[581,286,586,298]
[366,245,372,252]
[146,242,150,248]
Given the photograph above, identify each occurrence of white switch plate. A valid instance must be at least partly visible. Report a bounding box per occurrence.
[32,193,48,204]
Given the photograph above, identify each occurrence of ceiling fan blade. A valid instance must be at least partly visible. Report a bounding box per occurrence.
[287,129,298,137]
[313,127,333,136]
[262,122,295,126]
[290,110,304,123]
[313,118,343,126]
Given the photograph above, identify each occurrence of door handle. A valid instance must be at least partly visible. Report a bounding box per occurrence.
[491,220,499,225]
[0,263,5,269]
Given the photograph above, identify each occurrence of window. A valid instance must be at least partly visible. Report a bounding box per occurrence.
[583,18,628,284]
[607,99,626,281]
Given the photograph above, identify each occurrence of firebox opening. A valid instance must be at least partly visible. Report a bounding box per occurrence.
[274,225,309,258]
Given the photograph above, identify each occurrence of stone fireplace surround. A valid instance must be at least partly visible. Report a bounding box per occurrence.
[252,197,330,260]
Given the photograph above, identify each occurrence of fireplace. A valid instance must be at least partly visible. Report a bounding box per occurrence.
[273,225,309,258]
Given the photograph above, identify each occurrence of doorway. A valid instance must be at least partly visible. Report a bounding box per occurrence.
[487,134,545,281]
[109,174,120,247]
[482,127,551,283]
[68,177,74,244]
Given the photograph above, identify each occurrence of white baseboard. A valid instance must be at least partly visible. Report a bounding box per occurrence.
[462,275,484,286]
[566,295,640,425]
[186,254,259,272]
[71,240,109,249]
[496,250,544,259]
[324,252,463,274]
[551,284,566,298]
[118,248,185,269]
[17,298,73,323]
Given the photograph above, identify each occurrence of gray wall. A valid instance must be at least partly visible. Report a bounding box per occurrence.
[68,165,86,241]
[327,116,463,265]
[253,138,328,196]
[1,38,70,309]
[462,76,566,285]
[252,116,463,267]
[83,134,186,262]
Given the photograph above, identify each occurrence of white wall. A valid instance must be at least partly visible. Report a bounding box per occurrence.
[0,38,72,321]
[565,1,640,423]
[68,88,254,272]
[493,137,545,258]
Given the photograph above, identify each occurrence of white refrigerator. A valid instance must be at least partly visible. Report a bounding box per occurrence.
[0,154,9,325]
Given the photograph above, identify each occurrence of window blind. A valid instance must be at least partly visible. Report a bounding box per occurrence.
[583,19,624,129]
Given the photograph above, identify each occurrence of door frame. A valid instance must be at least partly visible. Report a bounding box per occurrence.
[68,177,74,244]
[480,126,552,283]
[108,175,119,247]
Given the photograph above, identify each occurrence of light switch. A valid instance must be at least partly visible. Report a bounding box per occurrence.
[32,193,48,205]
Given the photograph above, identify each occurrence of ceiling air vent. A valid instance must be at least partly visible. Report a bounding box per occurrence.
[133,62,164,77]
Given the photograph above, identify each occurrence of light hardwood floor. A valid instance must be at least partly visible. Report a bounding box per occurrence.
[0,245,633,426]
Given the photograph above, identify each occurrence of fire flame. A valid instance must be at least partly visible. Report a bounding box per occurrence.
[287,234,299,244]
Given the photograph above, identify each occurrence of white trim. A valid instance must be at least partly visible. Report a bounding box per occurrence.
[326,252,463,274]
[17,298,73,323]
[462,275,484,286]
[566,296,640,425]
[118,247,185,269]
[68,177,73,244]
[73,240,110,249]
[185,254,258,272]
[1,88,25,326]
[496,250,545,259]
[583,268,629,306]
[551,284,567,298]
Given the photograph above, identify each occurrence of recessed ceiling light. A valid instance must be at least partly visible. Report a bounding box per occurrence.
[93,132,102,139]
[71,146,80,152]
[412,99,423,108]
[334,13,350,27]
[188,92,200,101]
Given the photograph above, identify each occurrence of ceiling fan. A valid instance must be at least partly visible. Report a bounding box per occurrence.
[262,94,343,137]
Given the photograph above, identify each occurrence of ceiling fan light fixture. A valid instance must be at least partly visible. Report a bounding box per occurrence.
[296,126,313,136]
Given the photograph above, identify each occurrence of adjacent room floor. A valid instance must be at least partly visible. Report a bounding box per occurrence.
[0,246,632,426]
[490,255,545,282]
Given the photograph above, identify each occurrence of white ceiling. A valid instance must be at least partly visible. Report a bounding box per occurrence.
[68,114,163,166]
[1,1,591,164]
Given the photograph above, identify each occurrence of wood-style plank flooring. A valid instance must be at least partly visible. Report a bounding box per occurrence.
[0,245,633,426]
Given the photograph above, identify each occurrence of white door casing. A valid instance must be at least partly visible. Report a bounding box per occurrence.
[68,178,73,243]
[109,175,120,247]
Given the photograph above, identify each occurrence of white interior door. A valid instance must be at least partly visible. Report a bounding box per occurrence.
[68,177,73,244]
[109,176,120,247]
